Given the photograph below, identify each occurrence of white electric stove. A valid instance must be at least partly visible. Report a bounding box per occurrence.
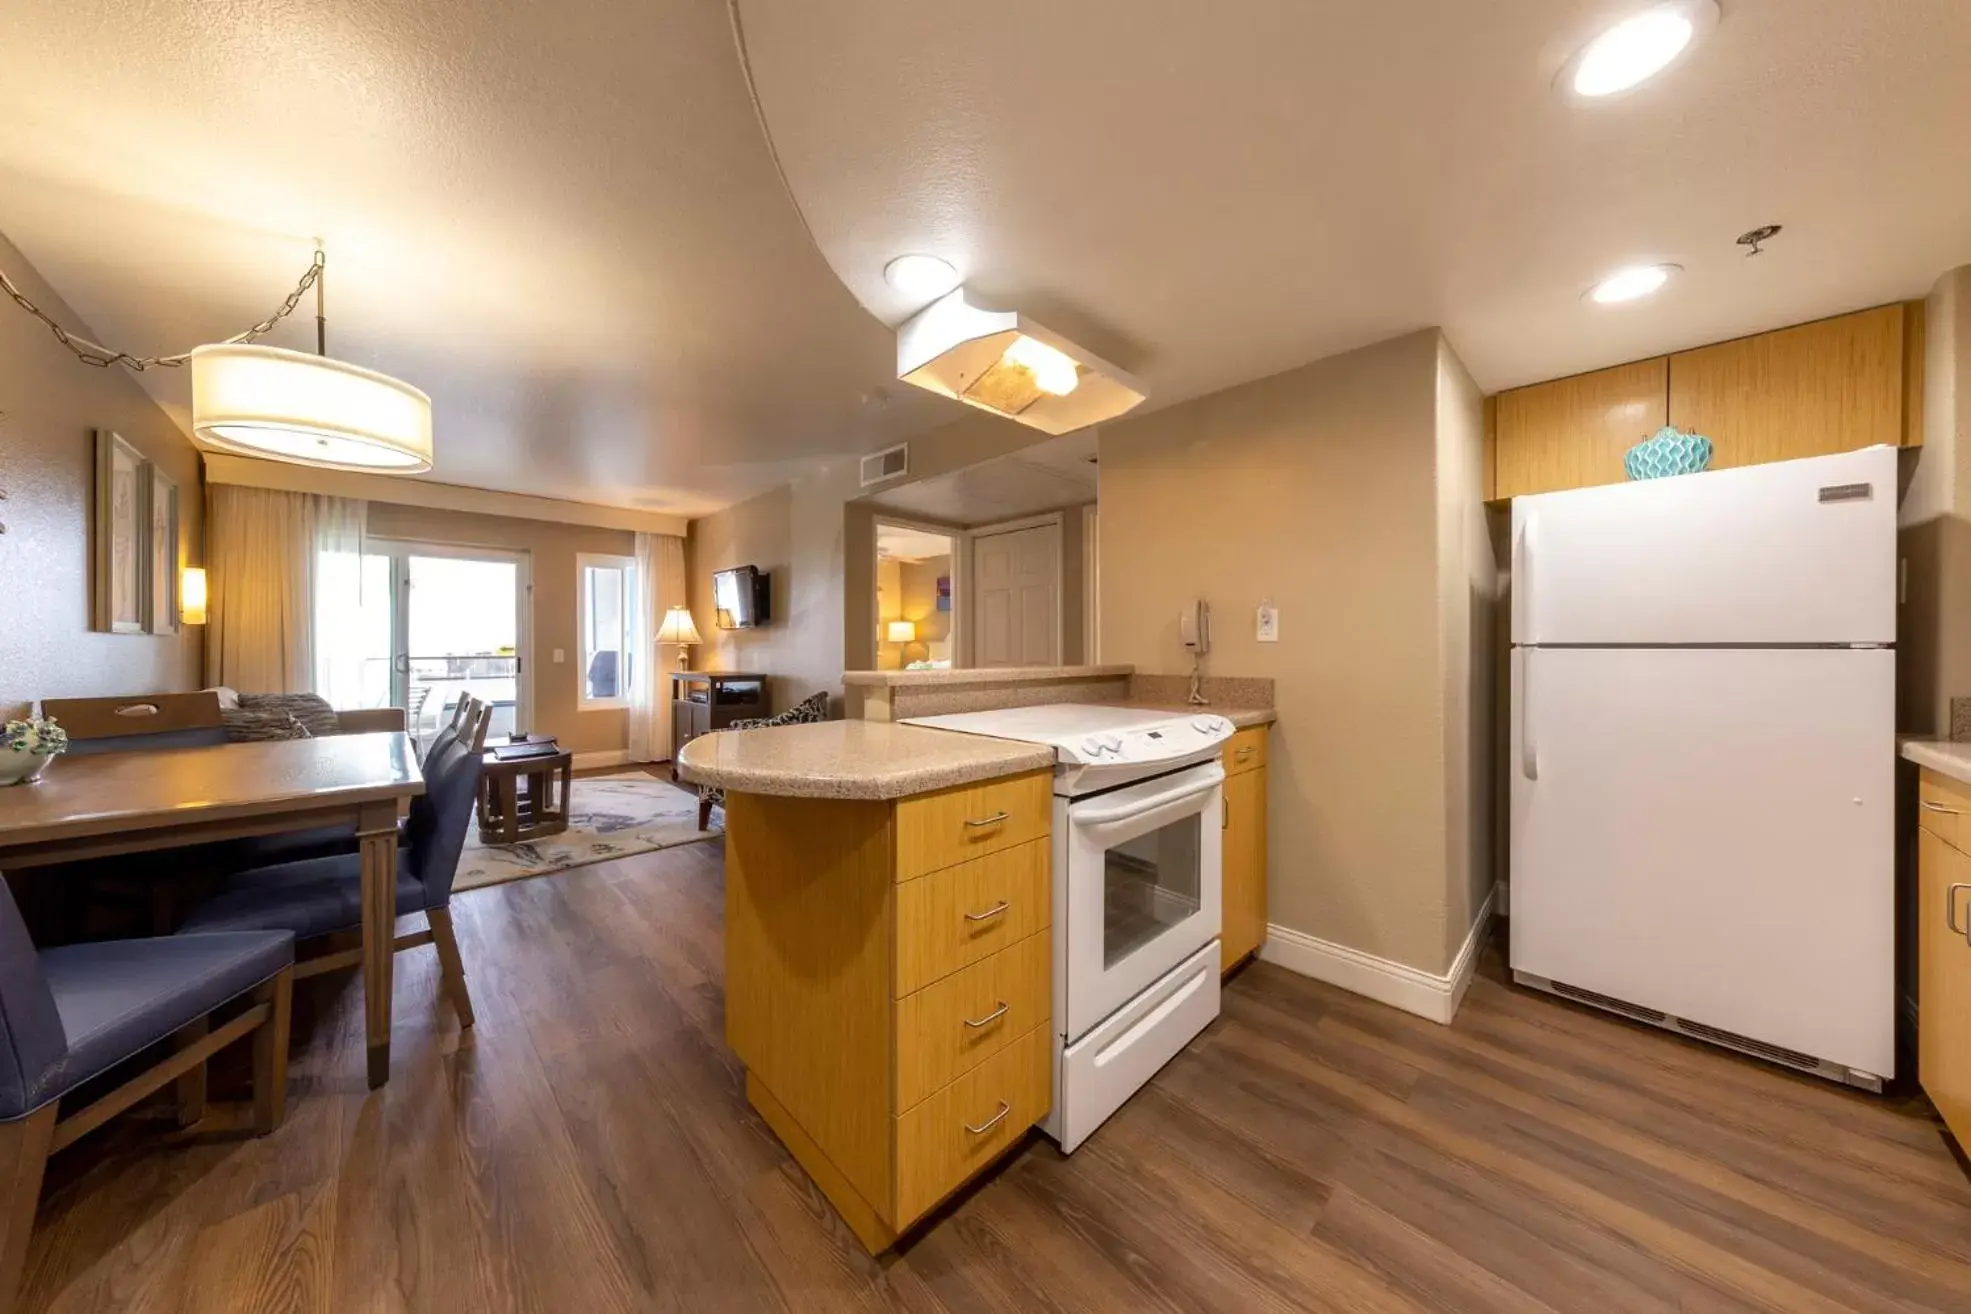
[901,704,1233,1151]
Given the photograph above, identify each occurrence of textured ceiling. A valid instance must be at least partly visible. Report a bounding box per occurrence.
[741,0,1971,399]
[0,0,952,515]
[868,430,1098,527]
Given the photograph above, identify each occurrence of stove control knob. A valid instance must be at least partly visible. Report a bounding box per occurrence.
[1100,734,1124,754]
[1192,716,1219,734]
[1080,736,1105,757]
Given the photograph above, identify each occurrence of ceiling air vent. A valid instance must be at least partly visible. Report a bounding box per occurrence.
[861,443,908,488]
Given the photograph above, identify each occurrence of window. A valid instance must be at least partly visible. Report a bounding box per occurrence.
[578,554,638,709]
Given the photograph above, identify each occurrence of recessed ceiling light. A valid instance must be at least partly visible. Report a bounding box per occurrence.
[1562,1,1718,99]
[883,254,961,300]
[1589,263,1679,304]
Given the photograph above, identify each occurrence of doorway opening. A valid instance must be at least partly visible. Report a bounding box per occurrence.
[875,521,959,671]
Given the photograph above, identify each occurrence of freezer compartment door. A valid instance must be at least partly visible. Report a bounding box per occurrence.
[1509,647,1893,1078]
[1511,446,1896,646]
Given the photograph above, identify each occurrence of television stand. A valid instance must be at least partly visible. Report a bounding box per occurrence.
[669,672,770,780]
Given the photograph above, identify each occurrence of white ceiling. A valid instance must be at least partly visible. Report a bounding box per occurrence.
[0,0,953,516]
[869,430,1098,526]
[5,2,1968,520]
[876,525,958,562]
[741,0,1971,397]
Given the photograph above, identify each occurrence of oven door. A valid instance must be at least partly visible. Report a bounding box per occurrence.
[1062,759,1224,1040]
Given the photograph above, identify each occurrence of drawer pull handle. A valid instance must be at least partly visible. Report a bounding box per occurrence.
[1950,883,1971,936]
[964,810,1011,829]
[1922,799,1962,816]
[964,1001,1010,1029]
[965,1101,1011,1136]
[1234,746,1257,759]
[964,901,1010,923]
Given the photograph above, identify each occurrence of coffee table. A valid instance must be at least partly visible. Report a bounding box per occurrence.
[477,737,574,844]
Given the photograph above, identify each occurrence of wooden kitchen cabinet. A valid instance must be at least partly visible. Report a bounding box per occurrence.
[1220,727,1269,975]
[1667,304,1913,470]
[1491,358,1669,500]
[1918,771,1971,1150]
[1487,303,1923,500]
[724,773,1053,1253]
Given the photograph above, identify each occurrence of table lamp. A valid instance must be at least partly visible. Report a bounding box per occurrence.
[658,605,704,670]
[886,620,916,644]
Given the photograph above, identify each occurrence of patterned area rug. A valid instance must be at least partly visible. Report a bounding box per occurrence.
[454,771,715,893]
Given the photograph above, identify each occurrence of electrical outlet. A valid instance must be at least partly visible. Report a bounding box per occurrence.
[552,648,565,663]
[1256,606,1279,642]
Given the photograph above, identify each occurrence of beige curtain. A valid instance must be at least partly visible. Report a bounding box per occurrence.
[628,532,688,762]
[206,486,365,695]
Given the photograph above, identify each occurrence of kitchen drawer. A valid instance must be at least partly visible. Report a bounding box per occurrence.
[895,770,1052,881]
[1222,726,1267,777]
[896,931,1049,1110]
[895,838,1050,996]
[1918,829,1971,1147]
[895,1020,1051,1225]
[1918,770,1971,851]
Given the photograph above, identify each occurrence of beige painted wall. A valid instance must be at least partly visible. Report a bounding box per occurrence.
[364,501,636,754]
[1099,328,1488,975]
[1899,265,1971,737]
[902,556,952,650]
[1434,338,1499,964]
[0,230,203,719]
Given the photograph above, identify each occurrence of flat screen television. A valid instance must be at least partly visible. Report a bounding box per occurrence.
[713,565,772,629]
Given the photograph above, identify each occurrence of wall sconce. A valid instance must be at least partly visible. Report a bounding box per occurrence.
[181,567,208,626]
[886,620,917,644]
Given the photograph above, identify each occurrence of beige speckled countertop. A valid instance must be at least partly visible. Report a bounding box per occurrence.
[842,665,1133,689]
[1902,739,1971,786]
[676,720,1056,801]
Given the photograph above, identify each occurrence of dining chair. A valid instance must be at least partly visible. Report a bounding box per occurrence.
[0,882,295,1314]
[404,684,433,757]
[171,701,491,1030]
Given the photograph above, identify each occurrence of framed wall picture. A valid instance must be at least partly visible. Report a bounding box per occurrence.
[146,465,179,634]
[92,430,150,634]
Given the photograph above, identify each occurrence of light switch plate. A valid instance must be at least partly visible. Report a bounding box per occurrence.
[553,648,566,663]
[1256,606,1279,642]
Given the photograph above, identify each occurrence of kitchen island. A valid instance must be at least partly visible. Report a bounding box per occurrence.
[678,720,1057,1252]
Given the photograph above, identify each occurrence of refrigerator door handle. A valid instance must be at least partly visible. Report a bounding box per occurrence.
[1949,883,1971,937]
[1514,515,1536,644]
[1520,649,1538,781]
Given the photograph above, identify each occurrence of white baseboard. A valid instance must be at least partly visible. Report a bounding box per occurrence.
[1257,887,1496,1026]
[572,749,632,770]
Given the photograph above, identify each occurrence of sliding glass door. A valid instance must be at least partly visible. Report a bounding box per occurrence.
[316,540,531,750]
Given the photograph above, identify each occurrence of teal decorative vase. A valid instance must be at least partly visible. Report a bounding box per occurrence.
[1625,426,1713,480]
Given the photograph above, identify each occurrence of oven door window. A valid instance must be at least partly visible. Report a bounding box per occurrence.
[1103,812,1203,968]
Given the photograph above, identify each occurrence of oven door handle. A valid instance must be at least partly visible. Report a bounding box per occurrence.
[1070,765,1225,826]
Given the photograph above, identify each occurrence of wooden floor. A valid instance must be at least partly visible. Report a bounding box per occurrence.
[18,836,1971,1313]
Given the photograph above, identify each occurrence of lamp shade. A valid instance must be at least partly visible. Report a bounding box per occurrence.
[180,567,208,626]
[886,620,916,643]
[190,344,433,472]
[657,605,703,646]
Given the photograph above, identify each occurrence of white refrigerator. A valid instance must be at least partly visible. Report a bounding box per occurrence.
[1509,444,1897,1088]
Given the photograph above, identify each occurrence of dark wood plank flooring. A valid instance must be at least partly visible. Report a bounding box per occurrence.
[17,837,1971,1312]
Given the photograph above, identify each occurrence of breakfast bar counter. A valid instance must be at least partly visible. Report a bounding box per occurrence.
[675,719,1054,800]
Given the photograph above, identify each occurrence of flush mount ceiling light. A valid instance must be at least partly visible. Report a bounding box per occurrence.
[896,289,1146,435]
[0,246,432,473]
[883,254,962,302]
[1589,263,1680,304]
[1561,1,1719,99]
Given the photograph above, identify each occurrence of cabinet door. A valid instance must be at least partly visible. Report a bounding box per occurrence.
[1220,766,1267,973]
[1918,830,1971,1145]
[1668,306,1904,468]
[1493,359,1668,500]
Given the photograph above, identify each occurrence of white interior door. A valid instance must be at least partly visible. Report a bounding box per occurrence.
[972,520,1061,667]
[1509,645,1894,1076]
[1512,445,1897,645]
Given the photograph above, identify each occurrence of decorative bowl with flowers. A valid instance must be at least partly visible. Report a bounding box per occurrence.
[1,717,69,786]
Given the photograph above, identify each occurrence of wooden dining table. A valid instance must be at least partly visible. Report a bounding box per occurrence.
[0,732,424,1089]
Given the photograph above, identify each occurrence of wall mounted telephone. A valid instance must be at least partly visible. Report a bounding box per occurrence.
[1180,600,1211,656]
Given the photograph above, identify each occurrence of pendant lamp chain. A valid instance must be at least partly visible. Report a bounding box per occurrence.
[0,247,326,371]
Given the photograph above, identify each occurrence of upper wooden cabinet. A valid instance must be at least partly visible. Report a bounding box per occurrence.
[1487,303,1924,500]
[1492,358,1668,501]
